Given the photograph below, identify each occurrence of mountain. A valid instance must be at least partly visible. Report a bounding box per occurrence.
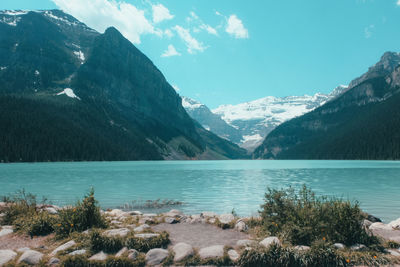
[0,10,247,162]
[182,87,346,151]
[182,97,243,143]
[253,52,400,160]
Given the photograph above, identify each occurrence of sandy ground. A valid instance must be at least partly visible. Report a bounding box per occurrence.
[153,222,250,248]
[0,232,53,250]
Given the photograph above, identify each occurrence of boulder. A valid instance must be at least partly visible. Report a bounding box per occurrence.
[350,244,367,251]
[209,218,216,224]
[107,209,125,217]
[17,247,31,253]
[18,250,44,265]
[48,257,60,265]
[111,220,122,225]
[234,221,248,232]
[190,215,203,224]
[173,242,193,262]
[199,245,224,259]
[201,211,217,218]
[0,228,13,237]
[363,219,373,228]
[145,248,169,265]
[388,218,400,230]
[228,249,240,261]
[260,237,281,248]
[104,228,130,237]
[369,222,392,231]
[333,243,346,249]
[127,249,139,260]
[0,250,17,266]
[164,209,182,217]
[44,207,58,214]
[386,249,400,257]
[142,213,157,218]
[50,240,76,256]
[135,233,159,239]
[236,239,256,247]
[69,249,86,256]
[294,245,310,251]
[128,211,142,215]
[89,251,108,261]
[134,224,150,232]
[367,214,382,223]
[115,247,128,257]
[218,214,235,225]
[165,217,179,224]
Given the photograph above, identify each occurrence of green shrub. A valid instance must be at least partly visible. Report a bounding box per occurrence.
[1,189,38,225]
[89,230,124,253]
[60,255,145,267]
[125,231,170,252]
[55,188,107,237]
[260,185,379,246]
[238,243,347,267]
[14,211,55,236]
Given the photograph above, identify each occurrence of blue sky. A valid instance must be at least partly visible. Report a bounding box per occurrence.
[1,0,400,108]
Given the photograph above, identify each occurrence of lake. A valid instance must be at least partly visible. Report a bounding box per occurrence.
[0,160,399,222]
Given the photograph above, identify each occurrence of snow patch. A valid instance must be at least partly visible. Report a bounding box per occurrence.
[0,16,21,26]
[1,10,28,16]
[0,67,7,71]
[43,11,78,27]
[34,70,40,76]
[57,88,81,100]
[182,96,203,110]
[241,134,263,143]
[73,51,85,63]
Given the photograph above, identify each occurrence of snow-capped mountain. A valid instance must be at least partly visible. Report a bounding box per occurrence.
[183,85,347,151]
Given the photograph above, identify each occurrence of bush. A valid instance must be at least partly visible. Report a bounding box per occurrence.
[55,188,107,237]
[14,211,55,236]
[60,255,145,267]
[125,231,170,252]
[238,243,346,267]
[1,189,38,225]
[89,230,124,253]
[88,230,170,254]
[260,186,379,246]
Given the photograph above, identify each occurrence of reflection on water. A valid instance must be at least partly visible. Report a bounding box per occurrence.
[0,160,399,222]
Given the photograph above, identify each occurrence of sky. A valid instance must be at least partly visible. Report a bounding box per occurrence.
[1,0,400,108]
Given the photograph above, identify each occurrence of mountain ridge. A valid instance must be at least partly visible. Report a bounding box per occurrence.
[253,51,400,160]
[0,9,248,162]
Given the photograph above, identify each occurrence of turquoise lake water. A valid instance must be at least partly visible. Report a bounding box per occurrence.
[0,160,399,222]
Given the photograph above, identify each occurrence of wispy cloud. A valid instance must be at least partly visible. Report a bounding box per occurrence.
[161,44,181,57]
[364,24,374,39]
[152,3,174,24]
[187,11,218,36]
[52,0,160,44]
[226,14,249,39]
[397,0,400,5]
[173,25,207,54]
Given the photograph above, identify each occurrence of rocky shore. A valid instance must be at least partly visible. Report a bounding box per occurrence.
[1,202,400,266]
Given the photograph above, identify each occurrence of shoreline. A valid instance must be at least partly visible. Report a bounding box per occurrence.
[1,202,400,266]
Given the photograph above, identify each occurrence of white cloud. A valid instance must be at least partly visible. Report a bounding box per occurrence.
[164,29,174,38]
[200,24,218,36]
[186,11,218,36]
[161,44,181,57]
[364,24,374,38]
[397,0,400,5]
[173,25,207,54]
[226,14,249,39]
[152,3,174,24]
[172,84,180,92]
[52,0,159,44]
